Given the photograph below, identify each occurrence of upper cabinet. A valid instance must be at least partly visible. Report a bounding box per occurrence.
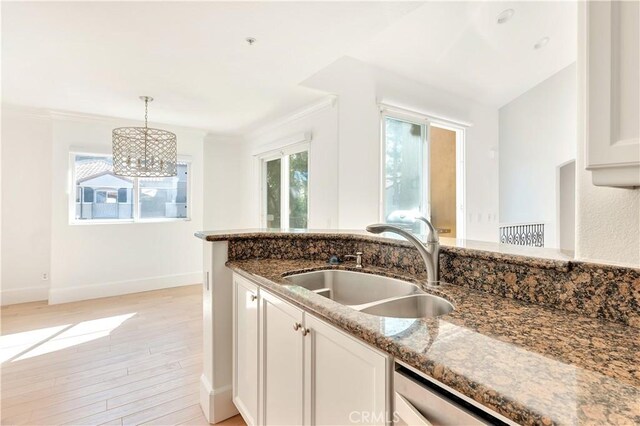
[584,0,640,187]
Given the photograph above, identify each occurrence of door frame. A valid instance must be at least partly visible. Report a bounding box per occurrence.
[429,121,467,240]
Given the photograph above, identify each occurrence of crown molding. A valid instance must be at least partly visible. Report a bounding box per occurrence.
[245,95,337,139]
[2,104,51,120]
[2,103,208,135]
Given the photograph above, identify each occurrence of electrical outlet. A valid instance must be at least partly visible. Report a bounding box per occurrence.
[42,273,48,280]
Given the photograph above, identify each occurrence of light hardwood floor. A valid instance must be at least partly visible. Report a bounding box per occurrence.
[1,285,246,426]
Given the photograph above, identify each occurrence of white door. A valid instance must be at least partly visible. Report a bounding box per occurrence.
[232,275,260,425]
[304,315,389,426]
[260,290,305,425]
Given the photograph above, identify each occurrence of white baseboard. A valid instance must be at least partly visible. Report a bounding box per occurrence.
[47,272,202,304]
[200,375,238,424]
[0,285,49,306]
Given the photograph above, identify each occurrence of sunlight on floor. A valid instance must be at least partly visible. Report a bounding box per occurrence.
[0,312,136,363]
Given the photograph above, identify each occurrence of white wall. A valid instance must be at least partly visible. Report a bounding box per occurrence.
[558,161,576,252]
[302,57,500,240]
[1,108,53,305]
[203,135,252,230]
[499,63,577,248]
[1,106,206,305]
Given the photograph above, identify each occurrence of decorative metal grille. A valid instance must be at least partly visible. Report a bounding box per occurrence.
[112,127,177,177]
[499,223,545,247]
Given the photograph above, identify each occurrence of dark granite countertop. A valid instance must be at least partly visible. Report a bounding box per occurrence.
[196,229,577,271]
[227,258,640,426]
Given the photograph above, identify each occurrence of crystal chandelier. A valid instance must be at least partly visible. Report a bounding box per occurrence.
[113,96,177,177]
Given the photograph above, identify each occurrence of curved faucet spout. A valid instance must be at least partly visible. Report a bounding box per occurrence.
[414,216,439,244]
[366,223,440,285]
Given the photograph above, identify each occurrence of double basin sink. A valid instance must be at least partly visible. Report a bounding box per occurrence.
[284,270,454,319]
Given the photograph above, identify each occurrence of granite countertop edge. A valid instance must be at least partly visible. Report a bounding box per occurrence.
[196,230,579,272]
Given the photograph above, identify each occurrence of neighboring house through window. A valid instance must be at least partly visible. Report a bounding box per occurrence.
[71,153,190,223]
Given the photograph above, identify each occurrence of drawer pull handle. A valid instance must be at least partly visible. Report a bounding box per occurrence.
[302,328,310,336]
[250,294,257,301]
[293,322,302,331]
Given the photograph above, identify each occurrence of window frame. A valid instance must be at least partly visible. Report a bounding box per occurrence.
[256,141,310,229]
[379,104,467,239]
[69,151,192,225]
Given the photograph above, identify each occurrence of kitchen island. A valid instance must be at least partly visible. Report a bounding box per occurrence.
[195,229,640,426]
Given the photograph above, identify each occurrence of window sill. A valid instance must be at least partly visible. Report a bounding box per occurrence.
[69,218,192,226]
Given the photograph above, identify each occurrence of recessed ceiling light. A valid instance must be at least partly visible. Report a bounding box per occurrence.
[245,37,257,46]
[497,9,515,24]
[534,37,550,50]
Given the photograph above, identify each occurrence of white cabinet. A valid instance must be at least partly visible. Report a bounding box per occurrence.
[259,290,305,425]
[232,275,260,425]
[583,0,640,187]
[232,273,390,426]
[304,314,389,426]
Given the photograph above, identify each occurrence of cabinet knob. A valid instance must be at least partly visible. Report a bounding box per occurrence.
[293,322,302,331]
[250,294,257,301]
[302,328,310,336]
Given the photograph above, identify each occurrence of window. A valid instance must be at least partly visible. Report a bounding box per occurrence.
[381,110,466,239]
[71,153,189,223]
[382,116,428,233]
[260,147,308,229]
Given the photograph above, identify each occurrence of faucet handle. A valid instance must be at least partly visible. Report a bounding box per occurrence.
[343,252,363,269]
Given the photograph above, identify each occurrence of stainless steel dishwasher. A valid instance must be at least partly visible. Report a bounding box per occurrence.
[393,364,516,426]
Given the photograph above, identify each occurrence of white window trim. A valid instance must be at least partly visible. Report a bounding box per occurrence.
[379,104,467,239]
[255,140,310,229]
[69,151,192,225]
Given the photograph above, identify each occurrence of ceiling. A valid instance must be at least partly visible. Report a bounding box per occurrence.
[2,1,576,133]
[350,1,577,107]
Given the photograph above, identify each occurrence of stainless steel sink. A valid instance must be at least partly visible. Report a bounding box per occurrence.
[284,270,421,306]
[359,294,454,319]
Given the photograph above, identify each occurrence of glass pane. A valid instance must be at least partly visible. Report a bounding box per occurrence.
[289,151,308,229]
[74,155,133,220]
[265,158,281,228]
[139,163,188,219]
[384,117,424,232]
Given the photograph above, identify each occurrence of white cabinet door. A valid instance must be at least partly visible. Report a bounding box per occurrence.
[232,275,260,425]
[583,0,639,186]
[260,290,305,425]
[304,315,390,426]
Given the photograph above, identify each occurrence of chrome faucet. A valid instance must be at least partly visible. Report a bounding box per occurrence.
[366,220,440,285]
